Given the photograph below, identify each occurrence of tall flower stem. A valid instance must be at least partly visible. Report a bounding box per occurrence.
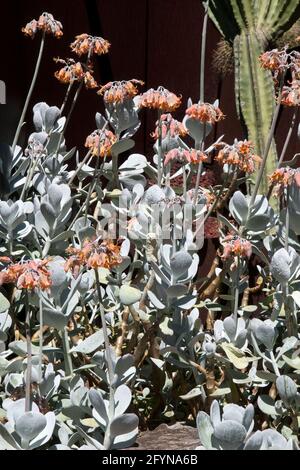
[20,157,40,201]
[281,188,296,338]
[25,292,32,412]
[62,82,83,136]
[12,32,46,153]
[84,156,101,224]
[283,283,295,338]
[182,164,187,200]
[249,80,284,209]
[285,187,290,252]
[193,124,206,205]
[54,50,92,165]
[60,81,74,115]
[54,82,84,165]
[68,149,92,186]
[277,108,298,168]
[267,108,298,200]
[233,256,240,324]
[61,326,73,377]
[111,152,119,189]
[192,0,209,203]
[200,1,209,102]
[94,269,115,419]
[193,160,203,205]
[165,163,171,187]
[157,111,163,187]
[38,296,43,383]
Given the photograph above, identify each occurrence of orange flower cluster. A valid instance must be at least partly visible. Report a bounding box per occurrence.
[22,12,63,39]
[54,58,98,89]
[164,148,208,165]
[222,235,252,260]
[260,49,300,87]
[281,79,300,107]
[259,49,288,75]
[269,167,300,196]
[70,33,110,57]
[215,140,261,174]
[85,129,117,157]
[269,167,295,186]
[98,79,144,104]
[151,113,187,140]
[137,86,181,112]
[0,259,52,290]
[185,102,224,124]
[65,239,122,275]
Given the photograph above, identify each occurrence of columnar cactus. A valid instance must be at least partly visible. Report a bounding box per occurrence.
[207,0,300,197]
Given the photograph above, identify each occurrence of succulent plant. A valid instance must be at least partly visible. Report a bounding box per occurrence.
[0,7,299,452]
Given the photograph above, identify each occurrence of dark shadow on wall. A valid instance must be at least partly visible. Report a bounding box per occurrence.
[85,0,113,85]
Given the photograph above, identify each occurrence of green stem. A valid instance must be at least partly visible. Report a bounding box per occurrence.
[111,152,119,189]
[54,82,84,164]
[84,157,100,224]
[193,161,203,205]
[20,157,39,201]
[182,164,187,200]
[233,256,240,324]
[192,124,206,205]
[166,162,171,187]
[8,231,13,257]
[25,292,32,412]
[68,149,92,186]
[12,32,46,153]
[282,280,296,338]
[61,326,73,377]
[251,332,280,375]
[60,81,74,115]
[38,296,43,383]
[94,269,115,419]
[157,111,163,187]
[269,350,280,377]
[267,109,298,200]
[277,108,298,168]
[285,187,290,252]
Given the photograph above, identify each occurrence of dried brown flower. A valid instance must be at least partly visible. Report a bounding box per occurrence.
[137,86,181,112]
[0,259,52,290]
[54,58,98,89]
[70,33,110,57]
[185,102,224,124]
[65,239,122,275]
[215,140,261,174]
[85,129,117,157]
[98,79,144,104]
[22,12,63,39]
[151,113,187,140]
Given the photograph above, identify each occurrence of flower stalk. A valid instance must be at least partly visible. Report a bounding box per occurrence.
[12,32,46,153]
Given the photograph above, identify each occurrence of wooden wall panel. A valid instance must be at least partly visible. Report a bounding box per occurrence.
[0,1,298,164]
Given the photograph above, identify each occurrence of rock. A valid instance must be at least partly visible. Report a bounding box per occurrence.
[127,423,200,450]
